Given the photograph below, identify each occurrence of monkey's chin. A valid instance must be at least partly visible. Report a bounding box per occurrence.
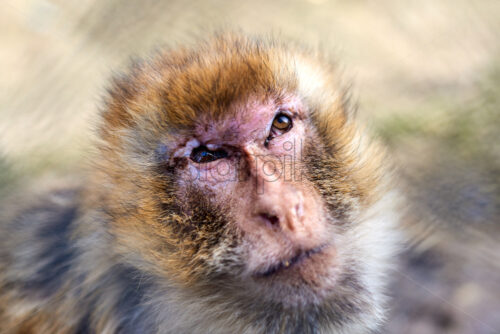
[249,244,337,307]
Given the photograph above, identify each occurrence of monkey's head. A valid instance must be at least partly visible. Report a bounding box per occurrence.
[92,34,400,332]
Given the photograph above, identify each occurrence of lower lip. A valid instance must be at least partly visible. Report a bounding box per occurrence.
[256,244,329,277]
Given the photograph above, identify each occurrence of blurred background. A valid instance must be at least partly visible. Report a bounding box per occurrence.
[1,0,499,333]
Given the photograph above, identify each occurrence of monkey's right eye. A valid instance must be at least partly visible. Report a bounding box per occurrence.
[190,146,228,163]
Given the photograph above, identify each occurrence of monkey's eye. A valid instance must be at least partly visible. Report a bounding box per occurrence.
[271,113,293,135]
[190,145,228,163]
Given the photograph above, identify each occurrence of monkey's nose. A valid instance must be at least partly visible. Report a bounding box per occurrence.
[255,194,306,234]
[258,212,280,226]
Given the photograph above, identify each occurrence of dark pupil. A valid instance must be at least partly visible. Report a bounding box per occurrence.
[277,116,288,125]
[191,146,228,163]
[274,114,291,130]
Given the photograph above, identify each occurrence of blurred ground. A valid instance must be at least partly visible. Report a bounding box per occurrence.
[1,0,499,333]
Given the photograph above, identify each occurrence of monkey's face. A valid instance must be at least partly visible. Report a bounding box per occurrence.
[100,36,399,326]
[165,95,339,304]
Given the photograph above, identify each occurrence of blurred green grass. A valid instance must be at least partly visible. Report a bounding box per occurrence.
[374,62,500,229]
[377,63,500,161]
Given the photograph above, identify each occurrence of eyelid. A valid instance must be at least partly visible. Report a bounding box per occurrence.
[205,143,219,150]
[277,109,294,118]
[172,138,201,159]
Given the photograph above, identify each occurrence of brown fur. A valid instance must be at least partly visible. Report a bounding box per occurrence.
[0,33,400,333]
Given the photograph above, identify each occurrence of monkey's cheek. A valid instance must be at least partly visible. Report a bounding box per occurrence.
[181,161,239,191]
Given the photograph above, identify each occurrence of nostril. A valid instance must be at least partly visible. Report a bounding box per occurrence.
[259,213,280,226]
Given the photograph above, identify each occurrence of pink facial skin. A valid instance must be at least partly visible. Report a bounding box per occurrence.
[169,95,335,290]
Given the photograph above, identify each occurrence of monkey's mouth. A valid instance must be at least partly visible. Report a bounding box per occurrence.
[256,244,329,277]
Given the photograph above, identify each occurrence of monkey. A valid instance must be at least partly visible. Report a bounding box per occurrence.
[0,33,401,333]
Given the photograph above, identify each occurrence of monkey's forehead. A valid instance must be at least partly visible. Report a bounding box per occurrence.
[102,34,345,132]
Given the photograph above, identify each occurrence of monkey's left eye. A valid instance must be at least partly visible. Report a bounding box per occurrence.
[271,113,293,135]
[190,146,228,163]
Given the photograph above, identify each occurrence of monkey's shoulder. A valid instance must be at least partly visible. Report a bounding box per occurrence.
[0,184,81,297]
[0,182,159,333]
